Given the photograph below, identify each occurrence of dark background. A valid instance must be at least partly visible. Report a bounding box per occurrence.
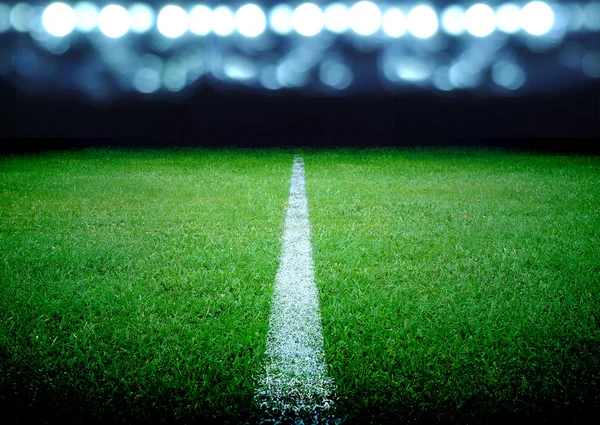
[1,76,599,152]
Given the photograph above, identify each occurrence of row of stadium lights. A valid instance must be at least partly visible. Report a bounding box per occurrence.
[2,1,594,40]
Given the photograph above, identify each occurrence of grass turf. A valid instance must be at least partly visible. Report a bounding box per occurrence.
[1,147,599,424]
[0,149,291,424]
[305,148,600,424]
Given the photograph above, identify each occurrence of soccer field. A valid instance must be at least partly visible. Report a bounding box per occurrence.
[1,148,599,424]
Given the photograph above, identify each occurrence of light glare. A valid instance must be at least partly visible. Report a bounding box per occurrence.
[157,5,188,38]
[269,4,293,35]
[98,4,130,38]
[43,3,76,37]
[235,4,266,37]
[213,6,235,36]
[464,4,496,37]
[441,6,465,36]
[293,3,324,37]
[407,5,438,39]
[496,4,521,33]
[324,3,349,33]
[74,2,98,32]
[521,1,554,36]
[382,8,407,38]
[129,3,154,33]
[349,1,381,36]
[189,5,212,35]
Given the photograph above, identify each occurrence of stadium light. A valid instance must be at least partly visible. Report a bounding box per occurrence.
[292,3,324,37]
[407,5,438,39]
[2,1,599,98]
[269,4,294,35]
[441,6,465,36]
[98,4,130,38]
[496,3,521,33]
[129,3,154,34]
[521,1,554,36]
[235,4,266,37]
[212,6,234,36]
[464,4,496,37]
[324,3,349,33]
[42,3,77,37]
[382,8,407,38]
[349,1,381,36]
[157,5,188,38]
[189,5,212,35]
[74,2,99,33]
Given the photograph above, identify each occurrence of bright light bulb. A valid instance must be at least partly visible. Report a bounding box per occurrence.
[324,3,349,33]
[129,3,154,33]
[382,8,407,38]
[521,1,554,36]
[464,4,496,37]
[293,3,324,37]
[42,2,76,37]
[349,1,381,36]
[441,5,465,36]
[189,5,212,35]
[98,4,130,38]
[157,5,188,38]
[496,4,521,34]
[74,2,98,33]
[269,4,294,35]
[235,4,266,37]
[213,6,235,36]
[407,5,438,39]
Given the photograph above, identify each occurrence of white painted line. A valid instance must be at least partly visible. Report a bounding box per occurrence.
[255,157,337,424]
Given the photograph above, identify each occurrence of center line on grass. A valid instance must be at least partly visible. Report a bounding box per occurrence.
[255,157,337,424]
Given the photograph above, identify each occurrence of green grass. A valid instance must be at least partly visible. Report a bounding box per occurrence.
[305,148,600,424]
[0,149,291,424]
[2,148,600,424]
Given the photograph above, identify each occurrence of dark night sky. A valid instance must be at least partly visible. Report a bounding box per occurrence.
[2,76,599,151]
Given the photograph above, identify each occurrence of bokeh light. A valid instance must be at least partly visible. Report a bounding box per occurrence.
[10,3,31,33]
[269,4,293,35]
[157,5,188,38]
[496,4,521,34]
[583,2,600,31]
[164,59,187,91]
[293,3,324,37]
[492,61,525,90]
[349,1,381,36]
[133,67,161,93]
[74,2,99,33]
[1,0,599,98]
[98,4,130,38]
[521,1,554,36]
[223,55,258,80]
[42,3,76,37]
[319,60,352,89]
[189,5,212,35]
[407,5,438,39]
[212,6,235,36]
[441,5,465,36]
[382,8,407,38]
[464,4,496,37]
[129,3,154,34]
[324,3,349,33]
[396,57,433,82]
[0,3,10,33]
[235,4,266,37]
[582,52,600,78]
